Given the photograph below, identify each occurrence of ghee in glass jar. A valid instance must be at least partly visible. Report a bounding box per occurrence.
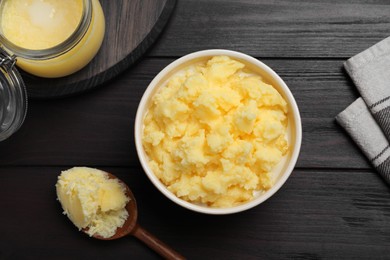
[0,0,105,78]
[0,0,105,141]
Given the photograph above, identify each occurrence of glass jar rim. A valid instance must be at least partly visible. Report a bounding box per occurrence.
[0,0,92,60]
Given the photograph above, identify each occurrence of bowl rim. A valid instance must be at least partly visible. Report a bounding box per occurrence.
[135,49,302,215]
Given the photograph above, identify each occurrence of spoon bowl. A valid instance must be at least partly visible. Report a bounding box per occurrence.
[84,172,185,260]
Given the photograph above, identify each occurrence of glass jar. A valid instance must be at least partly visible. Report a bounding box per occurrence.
[0,49,27,141]
[0,0,105,141]
[0,0,105,78]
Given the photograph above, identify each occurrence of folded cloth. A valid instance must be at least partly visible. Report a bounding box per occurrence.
[336,36,390,184]
[344,36,390,137]
[336,98,390,183]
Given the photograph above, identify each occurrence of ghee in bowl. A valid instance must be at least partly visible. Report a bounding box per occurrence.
[0,0,105,78]
[135,50,302,214]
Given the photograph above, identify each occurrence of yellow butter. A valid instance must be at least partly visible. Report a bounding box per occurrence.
[56,167,129,238]
[143,56,289,208]
[0,0,105,78]
[1,0,83,50]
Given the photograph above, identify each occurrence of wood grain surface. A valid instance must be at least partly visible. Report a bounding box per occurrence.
[24,0,176,99]
[151,0,390,58]
[0,167,388,259]
[1,0,390,259]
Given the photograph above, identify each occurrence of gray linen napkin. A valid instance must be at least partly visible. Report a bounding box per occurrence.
[336,98,390,183]
[336,36,390,184]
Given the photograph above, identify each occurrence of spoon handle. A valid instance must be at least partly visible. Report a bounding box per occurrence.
[132,224,186,260]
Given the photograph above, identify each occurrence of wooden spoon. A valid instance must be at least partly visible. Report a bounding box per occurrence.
[85,173,185,260]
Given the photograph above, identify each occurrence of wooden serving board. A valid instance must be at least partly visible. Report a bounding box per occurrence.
[23,0,176,99]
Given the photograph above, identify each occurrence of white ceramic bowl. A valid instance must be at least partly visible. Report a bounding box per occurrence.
[135,49,302,214]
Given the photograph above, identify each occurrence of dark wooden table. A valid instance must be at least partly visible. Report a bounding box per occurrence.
[1,0,390,259]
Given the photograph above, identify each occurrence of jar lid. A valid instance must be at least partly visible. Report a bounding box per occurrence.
[0,48,27,141]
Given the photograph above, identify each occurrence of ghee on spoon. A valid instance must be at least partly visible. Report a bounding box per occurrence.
[91,172,185,260]
[56,167,185,259]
